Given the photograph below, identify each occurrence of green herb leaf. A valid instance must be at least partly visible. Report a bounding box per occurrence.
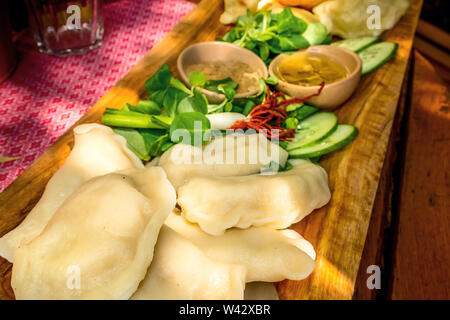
[170,77,192,95]
[279,35,309,51]
[169,112,211,146]
[163,88,189,117]
[217,85,236,101]
[144,64,172,94]
[189,72,207,87]
[285,117,299,129]
[204,78,238,93]
[279,161,293,172]
[264,76,279,85]
[294,104,319,120]
[224,101,234,112]
[148,134,171,157]
[122,103,132,111]
[242,100,256,116]
[114,128,149,161]
[150,88,168,107]
[177,88,208,114]
[277,8,307,35]
[258,42,270,61]
[131,100,161,115]
[309,156,321,164]
[286,101,303,112]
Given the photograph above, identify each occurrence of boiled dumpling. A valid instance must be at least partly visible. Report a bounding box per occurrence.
[313,0,410,39]
[158,132,288,189]
[244,282,279,300]
[0,124,143,263]
[12,167,176,300]
[178,159,331,235]
[220,0,259,24]
[131,226,246,300]
[165,212,316,282]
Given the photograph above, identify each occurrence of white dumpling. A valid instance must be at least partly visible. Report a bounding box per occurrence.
[12,167,176,300]
[165,212,315,282]
[159,132,288,189]
[178,159,331,235]
[244,282,279,300]
[131,226,246,300]
[0,124,143,263]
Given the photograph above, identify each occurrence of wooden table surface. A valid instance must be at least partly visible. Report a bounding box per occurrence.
[354,50,450,299]
[0,0,432,300]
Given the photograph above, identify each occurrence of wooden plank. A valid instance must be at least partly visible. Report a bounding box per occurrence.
[416,19,450,51]
[276,0,423,300]
[352,54,413,300]
[389,51,450,299]
[0,0,423,299]
[414,36,450,69]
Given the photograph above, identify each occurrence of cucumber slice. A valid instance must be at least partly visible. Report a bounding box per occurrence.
[358,42,398,75]
[321,33,333,45]
[289,124,358,158]
[286,111,338,151]
[331,36,379,53]
[295,104,319,120]
[303,22,328,46]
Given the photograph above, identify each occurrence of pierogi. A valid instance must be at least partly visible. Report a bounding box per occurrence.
[165,212,316,282]
[178,159,330,235]
[158,132,288,189]
[0,124,143,263]
[132,226,246,300]
[12,167,176,300]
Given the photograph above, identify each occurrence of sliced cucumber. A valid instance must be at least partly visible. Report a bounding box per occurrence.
[358,42,398,75]
[321,33,333,45]
[289,124,358,158]
[295,104,319,120]
[331,36,379,53]
[286,111,338,151]
[302,22,328,46]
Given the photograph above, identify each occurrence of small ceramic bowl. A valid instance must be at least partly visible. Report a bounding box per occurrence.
[177,41,268,104]
[269,45,362,109]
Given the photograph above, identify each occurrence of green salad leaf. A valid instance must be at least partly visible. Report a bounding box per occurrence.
[169,112,211,146]
[144,64,172,92]
[177,88,208,114]
[203,78,238,93]
[220,8,330,64]
[163,88,189,117]
[130,100,161,115]
[189,72,207,87]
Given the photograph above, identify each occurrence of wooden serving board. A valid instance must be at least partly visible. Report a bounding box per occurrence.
[0,0,423,299]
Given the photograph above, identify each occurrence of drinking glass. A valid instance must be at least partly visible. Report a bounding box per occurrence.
[26,0,104,56]
[0,2,17,83]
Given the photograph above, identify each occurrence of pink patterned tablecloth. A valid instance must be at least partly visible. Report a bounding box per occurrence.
[0,0,195,192]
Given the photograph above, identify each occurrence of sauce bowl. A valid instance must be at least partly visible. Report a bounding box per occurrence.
[269,45,362,109]
[177,41,268,104]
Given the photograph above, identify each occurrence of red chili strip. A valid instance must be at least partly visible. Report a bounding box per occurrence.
[228,83,325,141]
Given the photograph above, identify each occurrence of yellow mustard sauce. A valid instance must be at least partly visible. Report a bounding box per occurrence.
[276,51,348,87]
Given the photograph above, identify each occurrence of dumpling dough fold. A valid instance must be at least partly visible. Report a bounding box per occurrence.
[313,0,410,39]
[244,282,279,300]
[0,124,143,263]
[131,226,246,300]
[12,167,176,300]
[159,132,288,189]
[165,212,316,282]
[178,159,331,235]
[220,0,259,25]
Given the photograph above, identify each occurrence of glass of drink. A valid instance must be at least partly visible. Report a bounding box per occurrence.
[0,1,17,83]
[26,0,104,56]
